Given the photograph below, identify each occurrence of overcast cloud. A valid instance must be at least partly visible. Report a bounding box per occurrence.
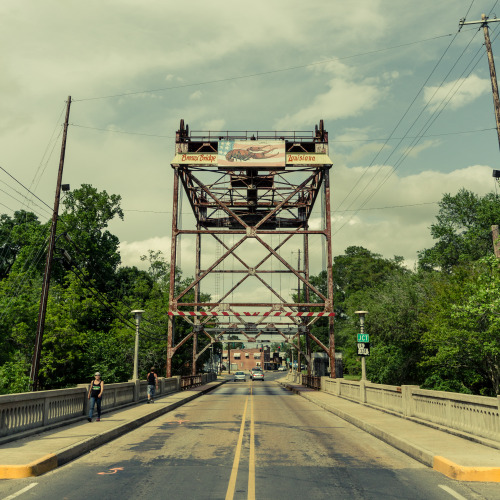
[2,1,500,303]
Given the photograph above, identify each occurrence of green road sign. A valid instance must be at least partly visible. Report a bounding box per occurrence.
[357,333,369,342]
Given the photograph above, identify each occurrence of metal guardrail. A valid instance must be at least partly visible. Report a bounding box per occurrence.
[180,375,203,390]
[302,375,321,390]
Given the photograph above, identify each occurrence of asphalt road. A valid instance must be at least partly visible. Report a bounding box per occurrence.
[1,373,498,499]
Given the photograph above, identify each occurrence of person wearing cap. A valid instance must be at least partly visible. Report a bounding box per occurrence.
[87,372,104,421]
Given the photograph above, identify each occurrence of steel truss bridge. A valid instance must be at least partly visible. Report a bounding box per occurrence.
[166,119,336,377]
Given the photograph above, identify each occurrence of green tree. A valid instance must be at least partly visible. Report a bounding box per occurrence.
[344,271,429,385]
[60,184,124,292]
[307,246,407,372]
[0,211,48,279]
[418,189,500,272]
[420,256,500,395]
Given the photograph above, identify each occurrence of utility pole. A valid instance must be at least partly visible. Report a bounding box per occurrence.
[29,96,71,391]
[291,249,303,372]
[492,225,500,257]
[460,15,500,151]
[131,310,145,380]
[355,311,368,381]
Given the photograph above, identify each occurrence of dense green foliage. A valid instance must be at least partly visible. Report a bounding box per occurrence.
[1,187,499,395]
[0,185,210,393]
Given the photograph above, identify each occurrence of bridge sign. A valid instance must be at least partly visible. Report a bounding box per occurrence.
[357,333,369,342]
[357,342,370,356]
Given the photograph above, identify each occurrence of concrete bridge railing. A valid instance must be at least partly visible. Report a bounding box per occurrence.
[318,377,500,444]
[0,373,217,443]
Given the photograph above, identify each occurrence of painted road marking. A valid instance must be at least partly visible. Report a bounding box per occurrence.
[97,467,124,475]
[225,396,249,500]
[3,483,38,499]
[167,419,190,425]
[438,485,468,500]
[248,385,256,500]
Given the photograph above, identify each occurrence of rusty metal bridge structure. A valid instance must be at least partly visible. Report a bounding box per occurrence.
[166,119,335,377]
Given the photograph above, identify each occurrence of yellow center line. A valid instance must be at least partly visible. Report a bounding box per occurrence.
[225,395,249,500]
[248,385,256,500]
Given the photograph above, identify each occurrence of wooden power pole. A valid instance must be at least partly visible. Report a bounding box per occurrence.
[460,15,500,151]
[460,16,500,258]
[29,96,71,391]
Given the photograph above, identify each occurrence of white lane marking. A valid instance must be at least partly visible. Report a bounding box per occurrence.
[2,483,38,500]
[438,484,468,500]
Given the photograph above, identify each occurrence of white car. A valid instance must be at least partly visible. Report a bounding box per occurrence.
[277,366,286,371]
[250,368,264,380]
[234,371,246,381]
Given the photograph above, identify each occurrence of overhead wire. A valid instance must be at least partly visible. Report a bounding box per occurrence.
[72,33,456,102]
[355,19,500,219]
[29,103,66,195]
[334,22,466,214]
[333,4,498,236]
[336,22,482,220]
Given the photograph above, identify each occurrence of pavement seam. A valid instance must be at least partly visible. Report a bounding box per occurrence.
[282,382,500,483]
[0,380,226,478]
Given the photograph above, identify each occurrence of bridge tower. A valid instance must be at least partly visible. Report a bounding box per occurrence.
[167,120,335,377]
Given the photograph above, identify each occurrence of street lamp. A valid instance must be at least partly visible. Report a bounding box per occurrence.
[131,310,145,380]
[355,311,368,381]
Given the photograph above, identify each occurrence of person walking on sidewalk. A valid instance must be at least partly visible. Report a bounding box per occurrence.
[88,372,104,421]
[147,367,158,403]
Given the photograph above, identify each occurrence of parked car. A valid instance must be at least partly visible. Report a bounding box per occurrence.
[234,371,246,382]
[250,367,264,381]
[277,366,286,371]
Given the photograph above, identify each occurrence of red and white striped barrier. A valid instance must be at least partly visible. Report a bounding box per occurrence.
[167,311,335,317]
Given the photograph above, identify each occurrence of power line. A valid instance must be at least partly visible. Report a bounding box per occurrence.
[70,121,498,142]
[334,27,464,213]
[333,20,497,236]
[331,126,497,142]
[334,201,438,213]
[333,4,487,226]
[70,123,174,138]
[73,33,455,102]
[0,165,53,211]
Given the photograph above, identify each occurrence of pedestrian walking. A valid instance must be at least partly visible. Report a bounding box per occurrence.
[88,372,104,421]
[147,367,158,403]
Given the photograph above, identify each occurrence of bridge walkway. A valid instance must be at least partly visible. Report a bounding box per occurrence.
[1,377,500,482]
[0,379,225,479]
[281,381,500,482]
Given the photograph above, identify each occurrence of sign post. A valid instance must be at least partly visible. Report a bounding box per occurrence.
[355,311,369,381]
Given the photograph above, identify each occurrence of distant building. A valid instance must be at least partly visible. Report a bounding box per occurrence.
[222,346,284,371]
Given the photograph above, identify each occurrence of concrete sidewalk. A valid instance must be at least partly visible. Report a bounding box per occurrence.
[280,381,500,483]
[0,379,226,479]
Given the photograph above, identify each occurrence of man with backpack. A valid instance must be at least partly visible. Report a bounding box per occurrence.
[147,367,158,403]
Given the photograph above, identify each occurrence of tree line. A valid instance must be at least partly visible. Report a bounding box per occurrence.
[1,185,499,395]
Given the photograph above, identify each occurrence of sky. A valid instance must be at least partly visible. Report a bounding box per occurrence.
[2,0,500,306]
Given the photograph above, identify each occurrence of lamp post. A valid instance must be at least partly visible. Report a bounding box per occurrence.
[131,310,145,380]
[355,311,368,381]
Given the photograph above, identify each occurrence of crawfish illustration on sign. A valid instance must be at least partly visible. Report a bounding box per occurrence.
[225,145,279,162]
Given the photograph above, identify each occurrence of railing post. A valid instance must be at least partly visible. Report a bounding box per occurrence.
[132,379,140,402]
[43,396,50,426]
[360,380,366,403]
[401,385,418,417]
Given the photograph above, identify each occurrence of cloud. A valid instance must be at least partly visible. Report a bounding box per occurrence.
[331,163,495,268]
[423,74,490,113]
[274,62,386,129]
[189,90,202,100]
